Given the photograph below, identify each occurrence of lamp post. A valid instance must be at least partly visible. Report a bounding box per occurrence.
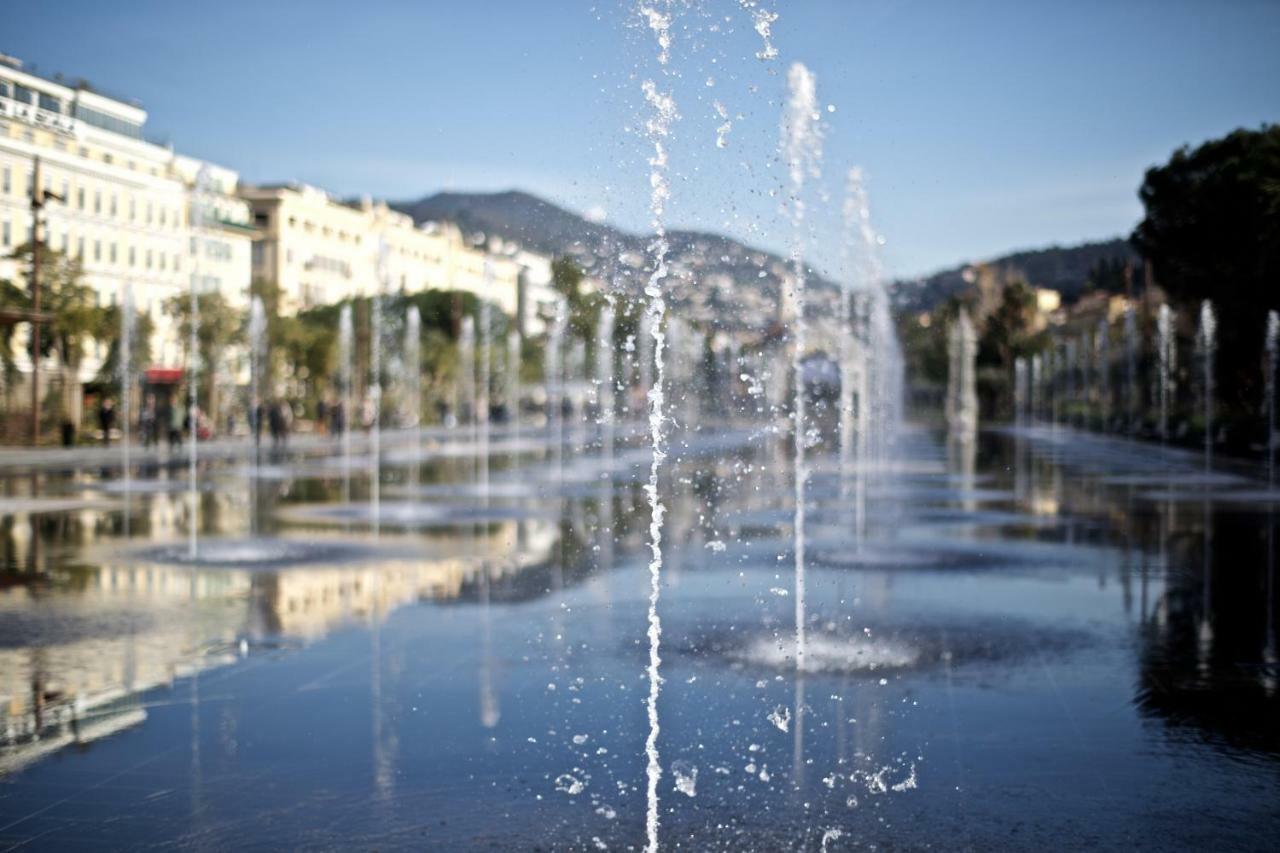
[28,156,64,445]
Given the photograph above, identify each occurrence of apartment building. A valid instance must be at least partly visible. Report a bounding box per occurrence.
[0,54,253,375]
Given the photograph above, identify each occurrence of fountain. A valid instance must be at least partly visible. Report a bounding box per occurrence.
[459,315,476,442]
[506,328,521,438]
[1199,300,1216,470]
[371,241,388,537]
[545,301,567,471]
[118,282,135,499]
[404,305,421,487]
[945,308,978,434]
[478,287,491,532]
[781,61,823,674]
[1124,305,1138,436]
[1267,310,1279,486]
[570,338,586,452]
[637,4,677,846]
[187,166,211,560]
[247,296,266,452]
[638,302,654,418]
[596,302,616,465]
[1157,304,1175,442]
[1097,318,1111,429]
[839,169,869,473]
[1014,356,1028,424]
[339,304,354,505]
[1031,353,1042,422]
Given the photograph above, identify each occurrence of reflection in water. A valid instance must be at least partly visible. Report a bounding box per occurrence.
[0,425,1278,849]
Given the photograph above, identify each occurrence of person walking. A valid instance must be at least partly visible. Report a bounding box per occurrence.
[267,400,283,449]
[167,399,184,450]
[140,393,157,448]
[98,397,116,446]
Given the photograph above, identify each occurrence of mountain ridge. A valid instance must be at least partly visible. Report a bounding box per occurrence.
[391,189,1138,319]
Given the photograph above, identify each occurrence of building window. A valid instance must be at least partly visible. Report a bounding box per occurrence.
[128,198,135,221]
[76,236,84,258]
[159,207,166,226]
[94,240,101,261]
[13,85,33,104]
[78,146,88,157]
[1,221,9,247]
[38,92,61,114]
[110,243,117,263]
[128,246,135,266]
[94,191,101,214]
[60,179,68,200]
[103,153,113,165]
[110,194,118,217]
[77,186,84,209]
[60,231,68,252]
[159,253,166,271]
[1,166,8,194]
[174,253,181,271]
[0,81,8,99]
[146,201,152,224]
[146,249,152,269]
[71,104,143,141]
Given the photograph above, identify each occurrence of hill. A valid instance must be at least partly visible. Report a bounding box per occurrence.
[892,238,1139,312]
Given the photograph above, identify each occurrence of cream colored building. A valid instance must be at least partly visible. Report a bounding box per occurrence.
[240,182,521,315]
[0,54,253,378]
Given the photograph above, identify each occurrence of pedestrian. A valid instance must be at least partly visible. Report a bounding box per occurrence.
[316,399,328,436]
[330,399,345,436]
[267,400,283,448]
[167,399,183,449]
[98,396,116,445]
[140,393,157,447]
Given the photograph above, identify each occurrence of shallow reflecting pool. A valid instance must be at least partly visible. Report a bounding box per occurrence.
[0,424,1277,851]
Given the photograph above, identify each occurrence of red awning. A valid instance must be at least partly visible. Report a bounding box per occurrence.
[144,367,185,384]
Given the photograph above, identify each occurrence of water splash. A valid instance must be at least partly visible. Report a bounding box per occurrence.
[370,240,388,537]
[637,4,677,849]
[1268,311,1279,485]
[713,100,732,148]
[671,761,697,797]
[596,301,616,464]
[738,1,779,61]
[248,296,266,444]
[405,305,422,491]
[1157,304,1175,442]
[506,327,521,440]
[187,166,211,560]
[338,304,354,505]
[1124,306,1138,436]
[946,309,977,434]
[768,704,792,732]
[782,61,823,673]
[118,282,135,501]
[1199,300,1217,471]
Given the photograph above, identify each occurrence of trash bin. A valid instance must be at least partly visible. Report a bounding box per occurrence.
[60,421,75,446]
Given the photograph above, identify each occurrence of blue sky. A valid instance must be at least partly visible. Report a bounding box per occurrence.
[6,0,1278,277]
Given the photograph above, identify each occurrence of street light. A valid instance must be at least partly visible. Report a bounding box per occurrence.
[29,156,63,445]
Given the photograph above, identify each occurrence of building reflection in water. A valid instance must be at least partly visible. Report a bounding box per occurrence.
[0,507,561,774]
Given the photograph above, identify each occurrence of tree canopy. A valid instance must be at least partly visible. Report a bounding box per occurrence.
[1132,124,1280,407]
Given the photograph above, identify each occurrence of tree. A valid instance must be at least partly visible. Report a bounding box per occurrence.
[4,242,110,435]
[1132,125,1280,411]
[165,290,243,426]
[551,256,604,363]
[977,281,1047,418]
